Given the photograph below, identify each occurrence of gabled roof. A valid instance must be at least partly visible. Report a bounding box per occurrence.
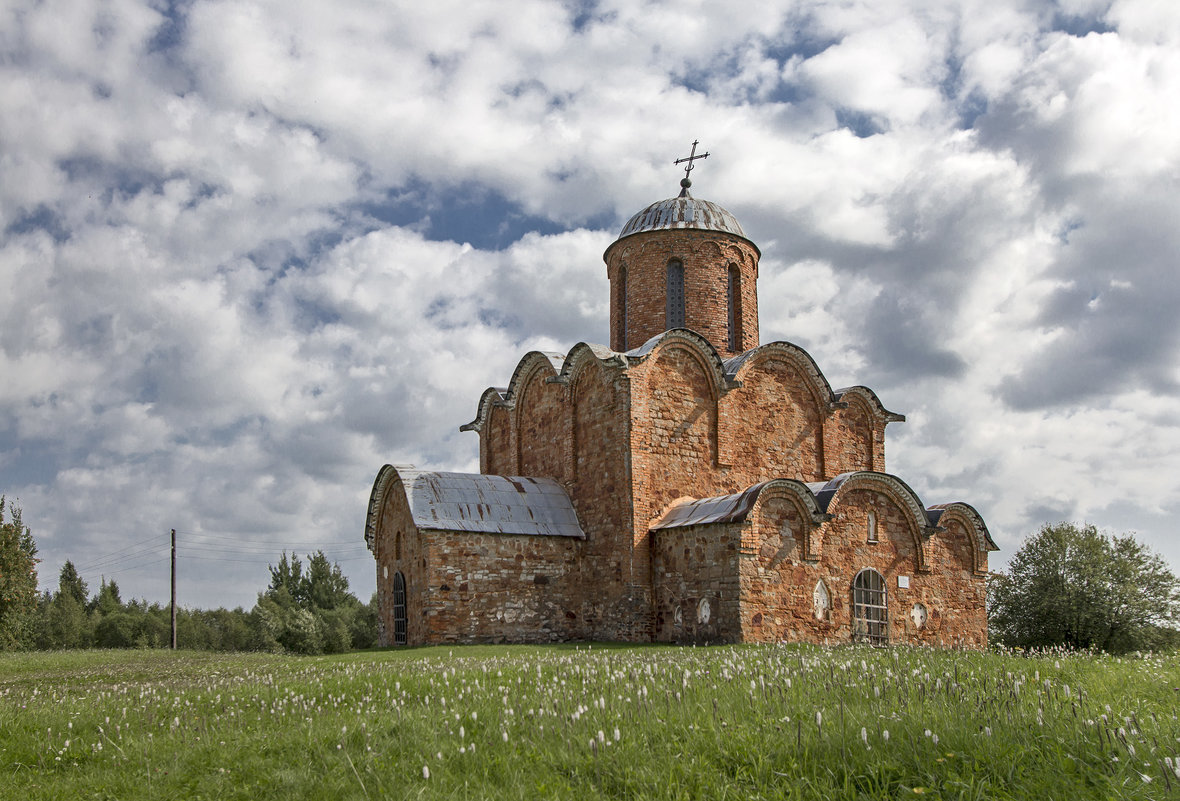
[368,467,585,542]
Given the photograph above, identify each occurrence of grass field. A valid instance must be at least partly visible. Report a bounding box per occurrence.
[2,644,1178,800]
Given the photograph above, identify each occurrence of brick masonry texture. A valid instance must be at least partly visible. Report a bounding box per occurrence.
[369,200,994,648]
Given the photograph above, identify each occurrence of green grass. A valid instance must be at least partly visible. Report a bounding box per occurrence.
[2,644,1178,800]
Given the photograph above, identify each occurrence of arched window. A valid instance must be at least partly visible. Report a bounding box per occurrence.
[813,580,831,621]
[619,266,628,350]
[666,260,685,329]
[395,529,403,560]
[867,511,878,543]
[727,265,741,351]
[392,571,408,646]
[852,568,887,645]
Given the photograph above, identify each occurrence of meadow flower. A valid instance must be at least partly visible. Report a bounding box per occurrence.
[422,765,430,779]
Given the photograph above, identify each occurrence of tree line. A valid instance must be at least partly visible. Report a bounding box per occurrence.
[1,498,376,654]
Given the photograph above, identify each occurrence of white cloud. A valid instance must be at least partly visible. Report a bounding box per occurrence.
[2,0,1179,608]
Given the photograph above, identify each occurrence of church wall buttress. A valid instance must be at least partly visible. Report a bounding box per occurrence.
[569,360,646,640]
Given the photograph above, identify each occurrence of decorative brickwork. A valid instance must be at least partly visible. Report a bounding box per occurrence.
[368,181,997,648]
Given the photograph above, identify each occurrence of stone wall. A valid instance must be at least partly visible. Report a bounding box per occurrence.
[414,530,581,644]
[372,486,428,647]
[652,523,742,644]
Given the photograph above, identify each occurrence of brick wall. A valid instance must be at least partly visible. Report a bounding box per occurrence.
[605,230,759,356]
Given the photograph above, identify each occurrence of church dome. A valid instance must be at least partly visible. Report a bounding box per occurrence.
[616,188,747,241]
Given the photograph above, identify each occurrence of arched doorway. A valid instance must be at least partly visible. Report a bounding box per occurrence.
[852,568,887,645]
[392,571,407,646]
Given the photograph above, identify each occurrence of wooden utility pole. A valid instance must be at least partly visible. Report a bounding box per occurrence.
[170,528,177,649]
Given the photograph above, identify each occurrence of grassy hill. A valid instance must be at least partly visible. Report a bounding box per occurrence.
[2,644,1177,800]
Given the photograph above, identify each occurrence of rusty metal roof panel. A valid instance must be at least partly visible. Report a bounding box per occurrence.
[617,194,748,241]
[401,470,585,538]
[650,483,771,530]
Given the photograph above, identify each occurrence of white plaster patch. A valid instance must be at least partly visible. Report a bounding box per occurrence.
[697,598,711,625]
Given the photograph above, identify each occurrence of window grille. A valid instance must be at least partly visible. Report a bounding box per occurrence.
[392,571,408,646]
[666,260,685,329]
[727,265,740,351]
[852,568,888,645]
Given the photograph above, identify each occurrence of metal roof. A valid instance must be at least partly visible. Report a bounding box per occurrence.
[616,192,747,241]
[400,470,585,538]
[650,483,771,529]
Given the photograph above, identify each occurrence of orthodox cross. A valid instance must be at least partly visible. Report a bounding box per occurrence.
[674,140,709,183]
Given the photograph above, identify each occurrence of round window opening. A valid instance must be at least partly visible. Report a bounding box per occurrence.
[911,603,928,629]
[697,598,711,625]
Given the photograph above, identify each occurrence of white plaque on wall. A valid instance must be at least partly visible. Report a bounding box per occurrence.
[897,575,910,588]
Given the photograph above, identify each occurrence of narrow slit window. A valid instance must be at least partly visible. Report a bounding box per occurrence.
[867,510,878,543]
[619,266,628,350]
[666,260,685,329]
[727,265,740,351]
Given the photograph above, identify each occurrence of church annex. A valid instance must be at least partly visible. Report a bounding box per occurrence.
[365,149,998,648]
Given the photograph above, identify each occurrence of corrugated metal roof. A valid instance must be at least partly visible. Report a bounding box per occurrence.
[650,483,770,529]
[617,193,747,240]
[401,470,585,539]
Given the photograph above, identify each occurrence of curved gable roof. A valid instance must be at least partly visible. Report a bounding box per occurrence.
[833,385,905,423]
[928,502,1000,551]
[650,479,826,530]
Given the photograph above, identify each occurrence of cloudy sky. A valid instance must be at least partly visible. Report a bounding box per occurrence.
[2,0,1178,610]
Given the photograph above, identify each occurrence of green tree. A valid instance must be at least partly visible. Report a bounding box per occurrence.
[92,578,123,615]
[988,522,1179,653]
[256,551,372,654]
[0,497,39,649]
[57,561,88,605]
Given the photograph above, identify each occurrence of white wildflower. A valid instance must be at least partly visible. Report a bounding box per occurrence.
[422,765,430,780]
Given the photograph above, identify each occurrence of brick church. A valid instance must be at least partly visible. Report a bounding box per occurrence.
[365,148,997,647]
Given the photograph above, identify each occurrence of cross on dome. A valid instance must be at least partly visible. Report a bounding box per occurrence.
[673,140,709,193]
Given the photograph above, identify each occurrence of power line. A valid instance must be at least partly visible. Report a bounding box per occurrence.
[72,534,168,572]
